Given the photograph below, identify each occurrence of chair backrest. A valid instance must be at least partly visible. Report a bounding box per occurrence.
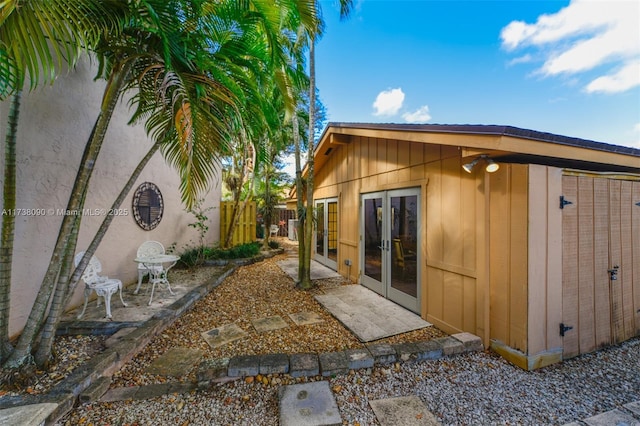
[137,241,165,258]
[74,251,102,285]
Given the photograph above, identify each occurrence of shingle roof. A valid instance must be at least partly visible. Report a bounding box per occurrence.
[326,122,640,157]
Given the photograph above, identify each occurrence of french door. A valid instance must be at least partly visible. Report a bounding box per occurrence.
[314,198,338,270]
[361,188,420,313]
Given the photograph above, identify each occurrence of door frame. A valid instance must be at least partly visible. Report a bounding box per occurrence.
[360,188,421,313]
[314,197,338,270]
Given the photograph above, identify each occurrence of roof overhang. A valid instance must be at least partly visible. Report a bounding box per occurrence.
[313,123,640,174]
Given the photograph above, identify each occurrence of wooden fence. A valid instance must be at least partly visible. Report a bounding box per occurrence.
[220,201,256,246]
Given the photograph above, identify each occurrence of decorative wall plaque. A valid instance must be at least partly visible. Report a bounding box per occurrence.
[132,182,164,230]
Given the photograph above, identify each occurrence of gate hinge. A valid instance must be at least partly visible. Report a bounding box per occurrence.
[559,323,573,337]
[560,196,573,209]
[636,202,640,207]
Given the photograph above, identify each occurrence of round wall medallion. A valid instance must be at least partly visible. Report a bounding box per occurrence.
[132,182,164,230]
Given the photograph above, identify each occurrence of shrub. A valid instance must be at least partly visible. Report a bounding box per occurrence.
[268,240,280,249]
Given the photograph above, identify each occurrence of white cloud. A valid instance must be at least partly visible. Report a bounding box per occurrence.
[402,106,432,123]
[373,88,405,116]
[501,0,640,93]
[507,54,533,67]
[585,60,640,94]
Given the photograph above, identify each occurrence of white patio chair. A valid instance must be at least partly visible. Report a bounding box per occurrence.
[269,224,279,238]
[135,241,165,294]
[75,251,127,319]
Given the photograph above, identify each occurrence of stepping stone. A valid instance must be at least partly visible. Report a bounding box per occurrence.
[289,311,324,326]
[251,315,288,332]
[145,347,203,376]
[584,409,640,426]
[624,401,640,416]
[369,396,441,426]
[201,323,247,349]
[279,381,341,426]
[0,403,58,426]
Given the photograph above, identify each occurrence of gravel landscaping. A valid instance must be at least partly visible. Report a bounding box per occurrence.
[3,239,639,425]
[56,337,640,425]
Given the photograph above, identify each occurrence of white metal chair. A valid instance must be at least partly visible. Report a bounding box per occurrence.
[135,241,165,294]
[75,251,127,319]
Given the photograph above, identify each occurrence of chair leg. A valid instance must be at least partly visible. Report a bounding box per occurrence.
[118,283,128,307]
[103,291,113,319]
[77,288,91,319]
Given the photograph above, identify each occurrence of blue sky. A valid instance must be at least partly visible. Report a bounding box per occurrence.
[314,0,640,149]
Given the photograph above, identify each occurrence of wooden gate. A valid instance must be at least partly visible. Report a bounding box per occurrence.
[561,175,640,358]
[220,201,256,246]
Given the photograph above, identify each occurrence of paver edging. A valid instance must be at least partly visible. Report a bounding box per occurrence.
[196,332,484,387]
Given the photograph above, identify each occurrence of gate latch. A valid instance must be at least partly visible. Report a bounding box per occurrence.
[559,323,573,337]
[608,265,619,281]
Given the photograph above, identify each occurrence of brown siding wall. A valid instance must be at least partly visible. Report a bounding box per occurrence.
[527,165,563,357]
[488,164,529,353]
[314,136,488,341]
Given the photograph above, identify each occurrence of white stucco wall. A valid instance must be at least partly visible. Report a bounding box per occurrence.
[0,58,221,337]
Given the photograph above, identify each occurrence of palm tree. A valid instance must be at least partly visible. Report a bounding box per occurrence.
[298,0,353,289]
[5,0,323,368]
[0,0,125,365]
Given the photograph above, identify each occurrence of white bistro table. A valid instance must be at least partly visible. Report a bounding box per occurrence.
[134,254,180,305]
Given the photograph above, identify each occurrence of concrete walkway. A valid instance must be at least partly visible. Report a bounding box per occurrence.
[315,284,432,342]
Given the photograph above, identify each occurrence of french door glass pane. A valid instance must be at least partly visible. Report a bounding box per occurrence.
[390,195,418,297]
[327,201,338,262]
[316,202,325,257]
[363,197,383,282]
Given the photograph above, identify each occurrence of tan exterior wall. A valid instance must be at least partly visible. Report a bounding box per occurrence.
[488,164,529,353]
[314,136,488,342]
[0,58,221,337]
[314,125,639,369]
[526,166,563,358]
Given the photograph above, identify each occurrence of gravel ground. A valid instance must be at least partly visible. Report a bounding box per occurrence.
[110,246,445,388]
[57,337,640,425]
[5,239,639,424]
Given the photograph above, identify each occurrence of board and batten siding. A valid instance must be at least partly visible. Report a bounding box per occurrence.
[488,164,529,354]
[313,135,488,342]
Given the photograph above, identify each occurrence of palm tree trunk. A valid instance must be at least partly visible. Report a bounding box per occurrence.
[4,62,132,368]
[300,41,316,290]
[34,141,161,367]
[292,113,306,284]
[0,90,21,362]
[67,142,160,301]
[33,213,81,367]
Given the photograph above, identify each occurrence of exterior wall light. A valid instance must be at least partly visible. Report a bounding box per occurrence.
[485,158,500,173]
[462,155,500,173]
[462,158,480,173]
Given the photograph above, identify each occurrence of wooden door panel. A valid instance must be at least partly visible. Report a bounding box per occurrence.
[633,182,640,335]
[562,176,580,358]
[593,179,611,348]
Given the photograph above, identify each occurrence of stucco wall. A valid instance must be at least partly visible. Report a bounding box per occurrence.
[0,57,221,337]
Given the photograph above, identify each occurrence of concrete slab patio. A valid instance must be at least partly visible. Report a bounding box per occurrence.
[277,258,341,281]
[315,285,432,342]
